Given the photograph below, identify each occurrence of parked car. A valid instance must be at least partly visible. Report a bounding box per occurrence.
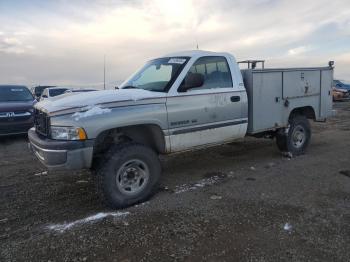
[332,87,350,101]
[28,50,333,208]
[334,80,350,92]
[0,85,36,136]
[32,85,56,100]
[40,87,70,101]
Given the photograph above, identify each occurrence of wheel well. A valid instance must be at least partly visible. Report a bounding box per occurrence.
[93,124,166,157]
[289,106,316,120]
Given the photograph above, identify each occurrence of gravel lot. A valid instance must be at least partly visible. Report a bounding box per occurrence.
[1,101,349,262]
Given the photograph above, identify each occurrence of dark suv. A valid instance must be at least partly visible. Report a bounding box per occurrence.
[0,85,36,136]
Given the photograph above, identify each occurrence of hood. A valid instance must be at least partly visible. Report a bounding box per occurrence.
[334,87,349,93]
[35,89,165,115]
[0,100,35,113]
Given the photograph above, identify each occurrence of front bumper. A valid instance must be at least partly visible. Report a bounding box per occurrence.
[28,128,94,170]
[0,117,34,136]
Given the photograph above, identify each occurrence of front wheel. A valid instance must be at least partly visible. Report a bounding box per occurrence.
[96,143,161,209]
[276,115,311,156]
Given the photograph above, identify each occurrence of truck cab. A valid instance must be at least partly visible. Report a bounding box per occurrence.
[120,51,248,152]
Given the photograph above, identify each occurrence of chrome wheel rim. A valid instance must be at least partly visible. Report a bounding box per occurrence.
[115,159,150,196]
[292,125,306,148]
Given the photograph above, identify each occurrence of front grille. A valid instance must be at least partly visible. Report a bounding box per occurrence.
[34,109,50,136]
[0,111,32,123]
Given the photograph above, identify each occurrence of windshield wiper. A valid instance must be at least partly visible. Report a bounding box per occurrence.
[121,86,163,92]
[122,85,138,89]
[147,89,163,92]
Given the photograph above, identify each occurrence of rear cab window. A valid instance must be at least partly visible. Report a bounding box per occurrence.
[49,89,68,97]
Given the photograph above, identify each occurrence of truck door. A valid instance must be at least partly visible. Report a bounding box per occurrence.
[166,56,248,152]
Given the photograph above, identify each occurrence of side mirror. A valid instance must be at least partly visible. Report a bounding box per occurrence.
[178,73,204,92]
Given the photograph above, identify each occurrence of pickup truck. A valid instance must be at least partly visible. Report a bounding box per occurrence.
[28,50,334,208]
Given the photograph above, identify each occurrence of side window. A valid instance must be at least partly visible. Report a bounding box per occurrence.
[181,56,233,90]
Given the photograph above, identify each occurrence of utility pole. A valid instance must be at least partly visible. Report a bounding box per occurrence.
[103,55,106,90]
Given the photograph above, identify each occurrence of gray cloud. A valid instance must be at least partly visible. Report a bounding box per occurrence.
[0,0,349,87]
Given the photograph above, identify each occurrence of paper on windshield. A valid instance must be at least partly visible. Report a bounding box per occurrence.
[168,58,186,64]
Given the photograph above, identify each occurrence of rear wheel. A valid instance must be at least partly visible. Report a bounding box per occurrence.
[96,143,161,209]
[276,115,311,155]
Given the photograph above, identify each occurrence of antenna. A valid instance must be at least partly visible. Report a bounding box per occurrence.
[103,55,106,90]
[195,37,199,50]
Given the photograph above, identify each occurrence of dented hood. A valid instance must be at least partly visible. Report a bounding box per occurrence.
[35,89,165,115]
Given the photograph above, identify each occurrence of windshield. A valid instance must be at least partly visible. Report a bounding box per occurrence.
[49,88,68,97]
[120,57,189,92]
[0,86,33,102]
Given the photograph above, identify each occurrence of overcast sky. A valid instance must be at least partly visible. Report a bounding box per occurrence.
[0,0,349,88]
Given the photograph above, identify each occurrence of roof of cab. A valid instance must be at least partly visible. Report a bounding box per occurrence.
[163,50,232,59]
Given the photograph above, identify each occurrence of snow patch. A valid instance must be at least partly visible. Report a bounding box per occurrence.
[76,180,89,184]
[210,195,222,200]
[283,222,293,232]
[174,175,226,194]
[72,106,111,121]
[47,212,129,233]
[34,171,48,176]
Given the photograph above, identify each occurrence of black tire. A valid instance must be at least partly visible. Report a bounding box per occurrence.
[96,143,161,209]
[276,115,311,156]
[276,131,288,152]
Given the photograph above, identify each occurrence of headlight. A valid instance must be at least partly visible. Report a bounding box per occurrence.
[50,126,87,140]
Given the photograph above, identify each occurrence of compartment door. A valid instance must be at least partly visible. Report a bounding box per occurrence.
[282,70,320,99]
[251,72,283,132]
[320,69,333,119]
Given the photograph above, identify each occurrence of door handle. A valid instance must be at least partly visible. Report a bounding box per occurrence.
[230,96,240,102]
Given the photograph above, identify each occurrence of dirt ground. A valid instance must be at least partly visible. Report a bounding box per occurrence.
[1,102,349,262]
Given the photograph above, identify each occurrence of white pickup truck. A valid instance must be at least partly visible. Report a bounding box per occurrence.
[29,50,334,208]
